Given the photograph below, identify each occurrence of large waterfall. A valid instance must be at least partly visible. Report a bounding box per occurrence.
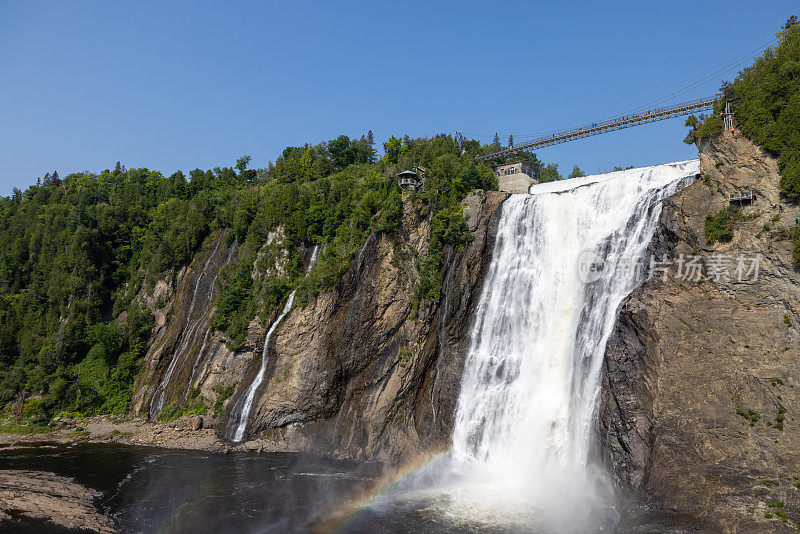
[441,161,698,529]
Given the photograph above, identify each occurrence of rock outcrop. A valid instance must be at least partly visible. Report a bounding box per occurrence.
[0,469,116,533]
[600,131,800,532]
[133,231,241,417]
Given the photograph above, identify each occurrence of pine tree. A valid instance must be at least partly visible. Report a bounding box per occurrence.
[366,130,376,163]
[508,135,514,148]
[493,132,500,147]
[235,155,251,175]
[568,165,586,179]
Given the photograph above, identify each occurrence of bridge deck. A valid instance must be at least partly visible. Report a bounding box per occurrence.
[476,96,718,162]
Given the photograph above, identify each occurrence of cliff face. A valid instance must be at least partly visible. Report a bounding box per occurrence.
[239,191,507,461]
[132,190,508,462]
[129,132,800,527]
[132,232,244,417]
[600,132,800,532]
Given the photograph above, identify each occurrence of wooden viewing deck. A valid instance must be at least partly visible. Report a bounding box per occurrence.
[728,189,755,204]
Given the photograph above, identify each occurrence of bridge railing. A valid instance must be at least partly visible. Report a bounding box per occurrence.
[476,96,719,162]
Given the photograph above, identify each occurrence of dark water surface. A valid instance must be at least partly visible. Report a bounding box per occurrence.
[0,442,395,533]
[0,443,545,533]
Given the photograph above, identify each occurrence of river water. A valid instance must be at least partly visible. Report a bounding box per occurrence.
[0,443,388,533]
[1,443,545,533]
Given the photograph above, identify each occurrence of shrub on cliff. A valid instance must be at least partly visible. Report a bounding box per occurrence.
[780,148,800,200]
[792,227,800,269]
[683,113,723,144]
[705,207,737,244]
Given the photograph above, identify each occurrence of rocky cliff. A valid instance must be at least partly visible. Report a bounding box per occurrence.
[132,190,508,462]
[600,131,800,532]
[128,130,800,529]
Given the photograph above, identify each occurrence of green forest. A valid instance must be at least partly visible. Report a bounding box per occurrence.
[686,17,800,199]
[685,17,800,265]
[0,133,556,424]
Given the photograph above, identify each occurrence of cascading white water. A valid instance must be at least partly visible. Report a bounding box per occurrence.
[444,160,698,528]
[184,239,238,401]
[150,232,225,417]
[226,245,321,442]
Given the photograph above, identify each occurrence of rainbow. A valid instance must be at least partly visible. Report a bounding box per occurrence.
[312,448,452,533]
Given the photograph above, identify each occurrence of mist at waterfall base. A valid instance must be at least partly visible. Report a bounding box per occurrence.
[346,160,700,533]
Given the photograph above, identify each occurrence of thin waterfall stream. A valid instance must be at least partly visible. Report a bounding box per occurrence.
[184,238,238,401]
[226,245,321,442]
[150,231,225,417]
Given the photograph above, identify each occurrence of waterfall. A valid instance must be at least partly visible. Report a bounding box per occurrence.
[150,232,225,417]
[446,160,699,527]
[226,245,321,442]
[184,239,238,401]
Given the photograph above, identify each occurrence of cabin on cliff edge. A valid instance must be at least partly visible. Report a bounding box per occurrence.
[397,168,425,193]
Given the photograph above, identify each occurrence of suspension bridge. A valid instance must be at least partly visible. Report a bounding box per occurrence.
[475,96,719,162]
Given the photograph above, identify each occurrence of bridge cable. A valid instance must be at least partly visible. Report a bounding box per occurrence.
[509,37,778,146]
[511,36,779,143]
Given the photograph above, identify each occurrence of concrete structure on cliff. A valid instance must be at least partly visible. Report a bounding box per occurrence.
[493,160,539,194]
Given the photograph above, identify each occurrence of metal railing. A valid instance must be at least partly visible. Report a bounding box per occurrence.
[476,96,719,162]
[728,190,754,203]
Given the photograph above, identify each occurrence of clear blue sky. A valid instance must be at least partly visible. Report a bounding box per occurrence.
[0,1,797,194]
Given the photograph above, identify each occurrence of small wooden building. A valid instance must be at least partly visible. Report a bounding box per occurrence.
[397,170,422,192]
[728,188,754,205]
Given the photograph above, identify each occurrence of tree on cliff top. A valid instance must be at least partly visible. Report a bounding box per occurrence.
[539,163,562,183]
[686,17,800,199]
[568,165,586,179]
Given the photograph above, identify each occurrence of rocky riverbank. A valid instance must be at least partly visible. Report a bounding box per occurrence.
[0,469,116,533]
[0,415,223,453]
